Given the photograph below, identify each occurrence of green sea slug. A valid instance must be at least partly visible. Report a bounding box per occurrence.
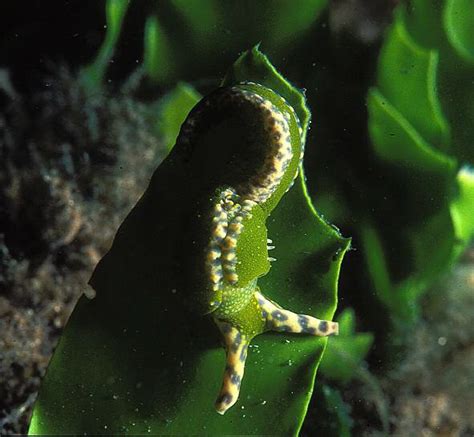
[155,82,339,414]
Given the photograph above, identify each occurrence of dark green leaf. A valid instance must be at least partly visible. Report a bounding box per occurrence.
[319,309,374,383]
[145,0,327,85]
[156,83,202,151]
[223,45,311,140]
[444,0,474,63]
[450,167,474,247]
[403,0,474,163]
[143,15,176,83]
[376,13,450,150]
[368,89,455,173]
[310,385,353,437]
[29,48,349,435]
[364,0,474,322]
[79,0,130,92]
[366,88,465,321]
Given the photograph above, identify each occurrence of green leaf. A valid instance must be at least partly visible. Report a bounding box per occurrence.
[440,0,474,163]
[367,89,455,173]
[359,219,434,321]
[310,385,353,437]
[451,166,474,244]
[170,0,220,50]
[402,0,446,49]
[79,0,130,92]
[403,0,474,164]
[146,0,327,85]
[377,13,450,150]
[28,178,350,435]
[444,0,474,63]
[358,223,398,315]
[156,83,202,152]
[363,1,474,323]
[359,206,469,322]
[338,307,355,333]
[79,0,328,89]
[319,309,374,383]
[261,0,328,52]
[143,15,176,83]
[29,49,349,435]
[366,88,466,321]
[223,45,311,141]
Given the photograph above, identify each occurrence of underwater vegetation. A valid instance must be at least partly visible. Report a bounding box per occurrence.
[29,46,351,436]
[0,0,473,435]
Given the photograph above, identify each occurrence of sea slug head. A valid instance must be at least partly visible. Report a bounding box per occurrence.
[174,82,304,215]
